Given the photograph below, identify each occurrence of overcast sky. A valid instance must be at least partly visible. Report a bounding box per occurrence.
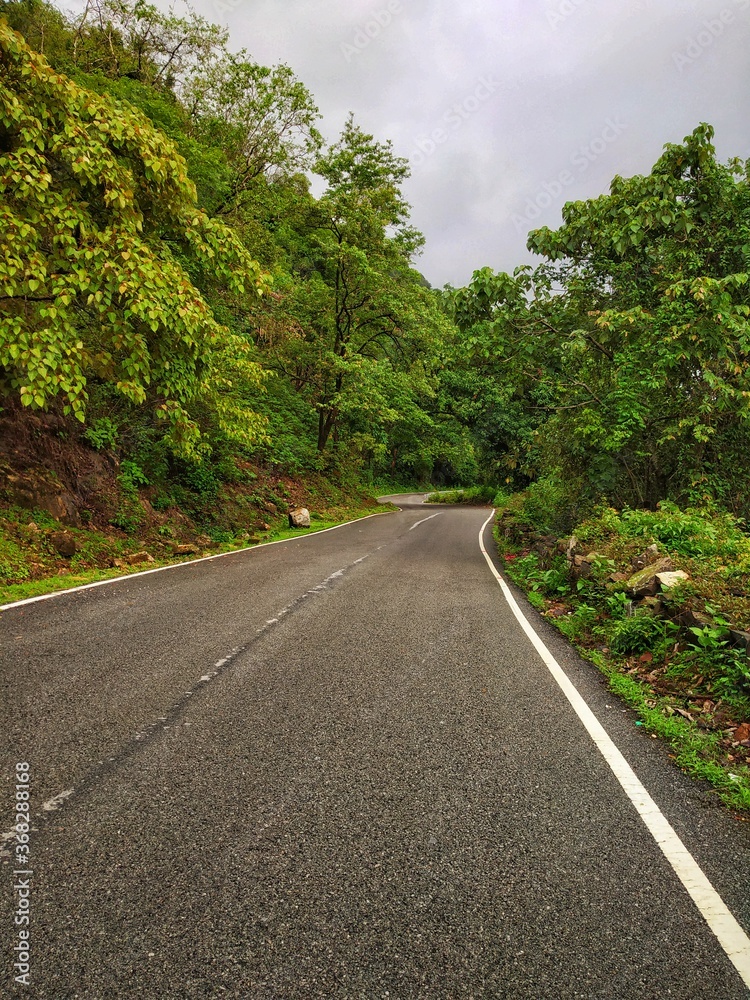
[185,0,748,287]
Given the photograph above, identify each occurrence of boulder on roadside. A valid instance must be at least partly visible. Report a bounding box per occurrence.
[126,551,154,565]
[571,555,593,580]
[729,628,750,652]
[172,543,200,556]
[640,595,665,616]
[674,609,712,630]
[288,507,311,528]
[531,535,557,568]
[625,556,674,597]
[50,530,76,558]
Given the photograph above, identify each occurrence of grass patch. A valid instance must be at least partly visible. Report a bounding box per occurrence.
[495,501,750,813]
[426,485,501,505]
[0,504,396,607]
[588,651,750,812]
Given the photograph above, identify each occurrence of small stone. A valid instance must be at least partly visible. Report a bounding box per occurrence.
[626,557,674,597]
[195,535,212,547]
[288,507,311,528]
[51,530,76,558]
[656,570,689,590]
[172,544,200,556]
[126,551,154,565]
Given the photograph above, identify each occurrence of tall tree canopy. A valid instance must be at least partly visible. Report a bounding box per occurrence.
[453,125,750,514]
[0,18,269,455]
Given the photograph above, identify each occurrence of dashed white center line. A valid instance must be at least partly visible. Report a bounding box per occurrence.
[1,552,377,860]
[409,513,441,531]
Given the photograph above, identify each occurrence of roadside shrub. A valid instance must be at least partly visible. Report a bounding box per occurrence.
[604,590,631,620]
[0,534,30,582]
[112,460,149,533]
[556,604,598,641]
[426,485,498,504]
[618,502,747,559]
[526,590,546,610]
[608,613,676,656]
[495,474,586,537]
[508,552,570,597]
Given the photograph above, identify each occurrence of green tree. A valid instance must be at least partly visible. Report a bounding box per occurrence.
[301,115,426,452]
[0,19,269,455]
[183,52,322,217]
[69,0,225,88]
[454,125,750,513]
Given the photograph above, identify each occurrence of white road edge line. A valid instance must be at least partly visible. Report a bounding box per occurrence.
[478,510,750,988]
[0,510,395,613]
[409,513,441,531]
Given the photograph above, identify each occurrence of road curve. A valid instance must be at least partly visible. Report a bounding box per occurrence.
[1,496,749,998]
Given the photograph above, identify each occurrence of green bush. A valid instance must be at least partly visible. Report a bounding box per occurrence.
[617,502,747,559]
[83,416,119,452]
[112,460,149,533]
[608,613,676,656]
[426,485,498,504]
[495,474,585,537]
[555,603,598,641]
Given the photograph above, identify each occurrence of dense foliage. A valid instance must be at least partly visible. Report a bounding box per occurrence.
[1,0,749,519]
[0,0,467,485]
[452,124,750,519]
[0,17,270,456]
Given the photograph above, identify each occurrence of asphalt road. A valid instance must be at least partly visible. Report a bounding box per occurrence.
[1,496,749,998]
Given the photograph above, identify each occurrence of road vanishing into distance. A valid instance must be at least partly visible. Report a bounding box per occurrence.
[1,495,749,999]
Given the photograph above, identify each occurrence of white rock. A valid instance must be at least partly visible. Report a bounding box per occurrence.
[656,570,689,589]
[288,507,311,528]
